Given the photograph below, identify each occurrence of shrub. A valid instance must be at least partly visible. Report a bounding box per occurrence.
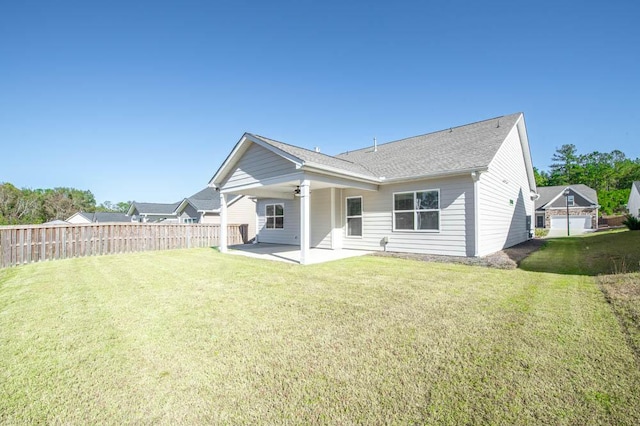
[535,228,549,238]
[623,214,640,230]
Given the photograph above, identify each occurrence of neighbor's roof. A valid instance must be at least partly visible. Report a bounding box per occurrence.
[535,184,598,209]
[180,187,242,212]
[634,181,640,193]
[74,212,93,221]
[130,202,181,215]
[333,113,523,180]
[92,212,131,223]
[43,219,70,225]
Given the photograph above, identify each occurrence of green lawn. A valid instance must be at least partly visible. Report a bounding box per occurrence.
[1,241,640,424]
[520,229,640,275]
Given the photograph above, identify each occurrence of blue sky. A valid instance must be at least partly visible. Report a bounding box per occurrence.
[1,0,639,204]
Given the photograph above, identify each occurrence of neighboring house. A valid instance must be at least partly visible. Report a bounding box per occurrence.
[67,211,131,224]
[210,112,537,264]
[628,181,640,218]
[43,219,70,225]
[127,202,181,223]
[534,184,599,231]
[175,186,257,240]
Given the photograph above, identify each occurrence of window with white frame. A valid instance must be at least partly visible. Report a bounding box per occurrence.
[265,203,284,229]
[182,217,197,224]
[346,196,362,237]
[567,195,574,207]
[393,190,439,231]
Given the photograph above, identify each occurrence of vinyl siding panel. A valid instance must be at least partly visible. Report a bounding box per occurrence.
[478,125,534,256]
[310,188,332,248]
[257,198,300,245]
[629,186,640,218]
[200,213,220,224]
[227,196,257,241]
[548,191,591,208]
[341,176,474,256]
[67,215,91,224]
[223,143,297,188]
[181,204,199,222]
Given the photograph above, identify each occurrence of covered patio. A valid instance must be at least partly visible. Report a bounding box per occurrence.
[211,133,381,264]
[227,243,372,265]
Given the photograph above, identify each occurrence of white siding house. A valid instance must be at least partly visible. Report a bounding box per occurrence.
[629,181,640,219]
[175,187,257,241]
[210,112,537,264]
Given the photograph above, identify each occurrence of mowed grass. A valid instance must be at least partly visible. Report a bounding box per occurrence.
[1,248,640,424]
[520,229,640,275]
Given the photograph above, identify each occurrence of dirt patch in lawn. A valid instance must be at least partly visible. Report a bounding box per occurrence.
[372,238,546,269]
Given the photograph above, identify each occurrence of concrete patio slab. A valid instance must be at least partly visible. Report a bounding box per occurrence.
[227,243,372,265]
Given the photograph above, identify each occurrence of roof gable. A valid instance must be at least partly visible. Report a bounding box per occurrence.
[210,133,378,187]
[535,184,598,209]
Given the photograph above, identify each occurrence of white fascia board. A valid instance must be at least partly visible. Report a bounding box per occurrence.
[209,134,249,186]
[380,167,489,184]
[301,163,380,184]
[227,188,295,200]
[515,114,537,192]
[220,171,305,193]
[303,171,379,191]
[209,133,304,188]
[175,198,191,214]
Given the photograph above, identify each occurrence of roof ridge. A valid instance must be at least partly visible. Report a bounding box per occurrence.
[337,112,521,155]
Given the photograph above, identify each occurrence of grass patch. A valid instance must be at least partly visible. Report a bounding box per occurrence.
[598,273,640,363]
[1,250,640,424]
[520,229,640,275]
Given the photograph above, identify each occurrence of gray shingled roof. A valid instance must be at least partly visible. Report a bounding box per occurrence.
[92,212,131,223]
[186,187,220,211]
[250,134,378,179]
[634,181,640,193]
[334,113,522,180]
[131,202,181,215]
[178,187,243,212]
[535,184,598,209]
[76,212,93,221]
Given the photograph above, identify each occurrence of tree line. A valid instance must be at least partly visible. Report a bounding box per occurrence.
[0,182,130,225]
[535,144,640,215]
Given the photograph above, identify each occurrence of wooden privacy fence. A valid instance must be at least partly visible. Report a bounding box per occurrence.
[0,223,248,268]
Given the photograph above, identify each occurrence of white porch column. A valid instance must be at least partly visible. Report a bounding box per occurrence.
[472,171,481,257]
[299,179,310,265]
[219,192,228,253]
